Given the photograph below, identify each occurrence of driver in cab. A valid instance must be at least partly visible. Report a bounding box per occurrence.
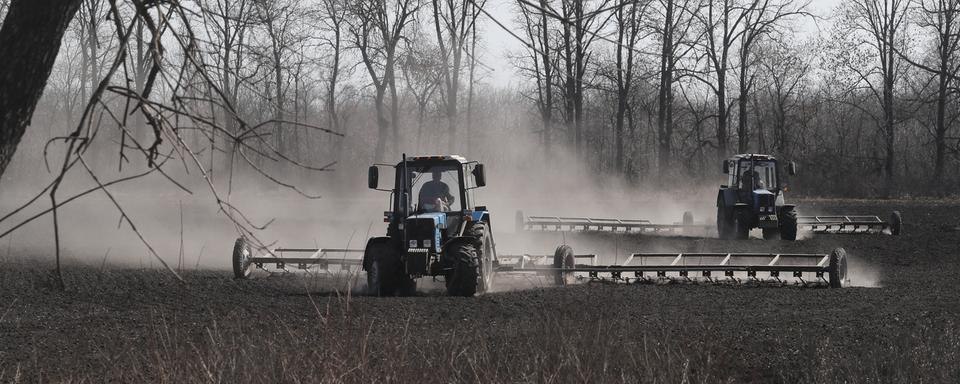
[419,169,455,212]
[740,169,765,190]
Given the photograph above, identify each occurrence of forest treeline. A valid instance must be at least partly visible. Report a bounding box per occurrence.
[1,0,959,197]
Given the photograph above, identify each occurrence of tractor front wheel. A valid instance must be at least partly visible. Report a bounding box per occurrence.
[365,240,411,297]
[734,208,751,240]
[717,205,734,239]
[762,228,780,240]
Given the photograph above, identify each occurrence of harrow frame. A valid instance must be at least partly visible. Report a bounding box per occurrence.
[497,248,850,288]
[232,239,851,289]
[798,211,901,235]
[516,210,710,235]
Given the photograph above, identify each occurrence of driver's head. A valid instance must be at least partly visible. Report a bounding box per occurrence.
[432,169,442,181]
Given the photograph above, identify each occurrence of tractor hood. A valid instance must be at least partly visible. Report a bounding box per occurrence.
[406,211,447,228]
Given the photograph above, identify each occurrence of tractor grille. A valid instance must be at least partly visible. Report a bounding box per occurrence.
[405,218,436,246]
[757,194,775,212]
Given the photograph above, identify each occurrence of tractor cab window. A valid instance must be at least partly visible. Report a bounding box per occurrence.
[403,164,462,213]
[737,160,777,191]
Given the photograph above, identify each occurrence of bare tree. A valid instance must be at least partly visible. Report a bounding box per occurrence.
[611,0,650,173]
[350,0,419,161]
[400,37,442,152]
[734,0,809,153]
[432,0,486,151]
[655,0,699,173]
[516,0,557,154]
[839,0,911,182]
[901,0,960,186]
[0,0,83,179]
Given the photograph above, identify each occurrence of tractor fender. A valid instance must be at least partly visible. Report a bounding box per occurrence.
[718,188,739,207]
[362,237,394,271]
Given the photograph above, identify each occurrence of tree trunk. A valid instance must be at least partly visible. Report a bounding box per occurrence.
[656,0,675,175]
[0,0,83,181]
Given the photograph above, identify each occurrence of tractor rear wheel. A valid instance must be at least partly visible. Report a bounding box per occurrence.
[829,248,848,288]
[232,237,253,279]
[553,245,575,285]
[445,241,480,297]
[466,223,495,293]
[780,209,798,241]
[733,208,750,240]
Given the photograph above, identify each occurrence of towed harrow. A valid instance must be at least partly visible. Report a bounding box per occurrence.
[798,211,902,235]
[517,210,902,237]
[232,239,851,289]
[516,210,711,235]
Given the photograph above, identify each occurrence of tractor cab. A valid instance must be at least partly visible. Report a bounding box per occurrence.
[365,155,495,296]
[717,154,798,240]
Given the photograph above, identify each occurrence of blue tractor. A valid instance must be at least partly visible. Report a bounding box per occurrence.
[717,154,798,240]
[364,155,496,296]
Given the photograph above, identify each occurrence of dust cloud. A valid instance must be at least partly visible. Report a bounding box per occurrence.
[0,107,729,275]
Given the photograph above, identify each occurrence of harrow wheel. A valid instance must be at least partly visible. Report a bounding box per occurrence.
[553,245,575,285]
[232,237,253,279]
[890,211,902,236]
[829,248,849,288]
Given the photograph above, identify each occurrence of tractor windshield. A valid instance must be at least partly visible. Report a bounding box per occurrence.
[738,160,777,190]
[402,164,462,213]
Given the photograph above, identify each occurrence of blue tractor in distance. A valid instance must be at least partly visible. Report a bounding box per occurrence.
[717,154,798,240]
[365,155,495,297]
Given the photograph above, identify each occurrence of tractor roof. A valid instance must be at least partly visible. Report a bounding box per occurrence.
[403,155,468,163]
[731,153,777,161]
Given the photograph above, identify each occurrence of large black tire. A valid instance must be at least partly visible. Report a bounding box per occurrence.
[762,228,780,240]
[717,205,734,240]
[445,241,480,297]
[780,209,798,241]
[829,248,848,288]
[232,237,253,279]
[466,222,495,293]
[553,245,575,285]
[890,211,902,236]
[734,208,750,240]
[365,239,410,297]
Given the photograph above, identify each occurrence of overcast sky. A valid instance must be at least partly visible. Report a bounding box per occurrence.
[477,0,838,87]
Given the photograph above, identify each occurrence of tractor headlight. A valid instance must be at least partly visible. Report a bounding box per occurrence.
[424,239,432,248]
[409,239,417,248]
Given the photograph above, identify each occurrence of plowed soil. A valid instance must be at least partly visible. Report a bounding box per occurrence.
[2,199,959,383]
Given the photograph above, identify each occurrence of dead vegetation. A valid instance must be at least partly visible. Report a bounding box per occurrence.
[1,200,959,383]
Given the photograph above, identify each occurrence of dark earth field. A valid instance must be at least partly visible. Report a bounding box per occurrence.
[1,199,959,383]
